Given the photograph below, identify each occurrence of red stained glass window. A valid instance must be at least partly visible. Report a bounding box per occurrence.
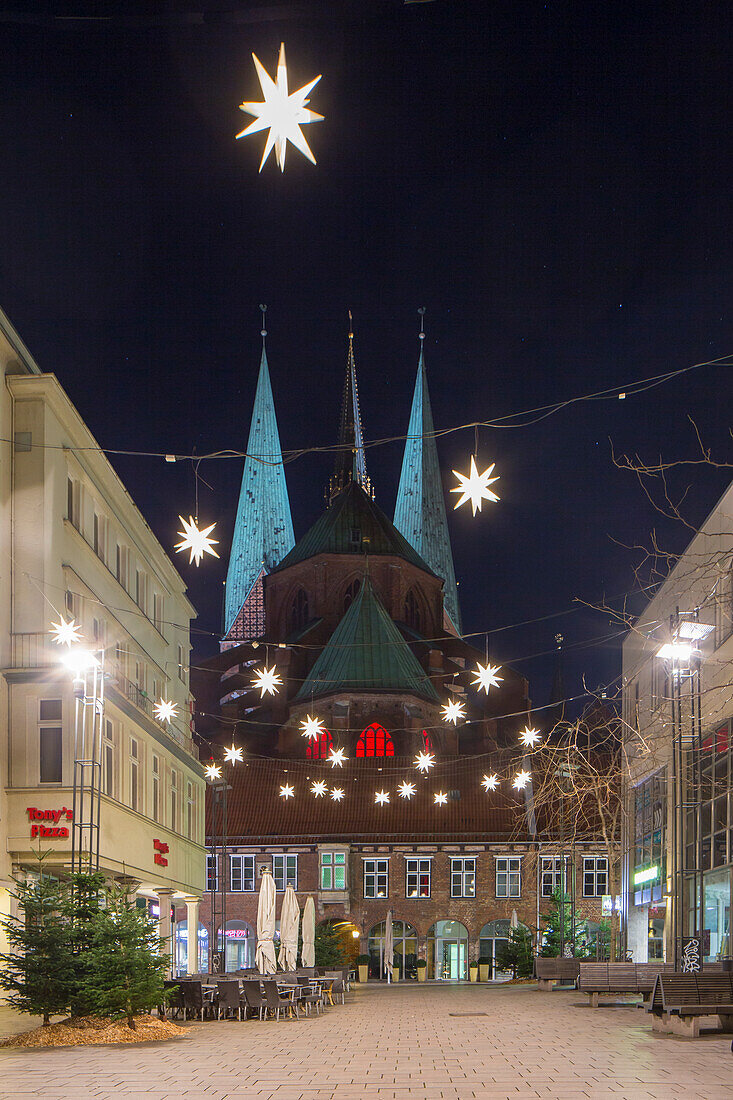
[305,728,333,759]
[356,723,394,757]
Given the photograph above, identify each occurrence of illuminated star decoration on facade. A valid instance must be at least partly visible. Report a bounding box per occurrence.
[327,747,347,768]
[398,781,416,799]
[236,43,323,172]
[50,616,83,647]
[375,790,390,805]
[519,726,541,748]
[434,791,448,805]
[442,699,466,724]
[482,773,499,792]
[175,515,220,566]
[330,786,345,801]
[414,751,435,773]
[311,780,328,797]
[513,770,531,790]
[472,662,503,694]
[451,456,500,516]
[251,665,282,697]
[300,714,325,740]
[223,744,244,765]
[280,783,294,799]
[205,762,222,780]
[153,699,178,724]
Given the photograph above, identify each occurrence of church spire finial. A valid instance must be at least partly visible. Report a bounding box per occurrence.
[325,312,374,504]
[259,303,267,347]
[418,306,426,340]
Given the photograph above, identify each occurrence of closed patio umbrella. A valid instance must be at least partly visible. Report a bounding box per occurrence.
[255,867,277,974]
[510,909,518,930]
[301,896,316,967]
[279,884,300,971]
[383,910,394,983]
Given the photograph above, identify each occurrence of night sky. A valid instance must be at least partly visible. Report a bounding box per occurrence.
[1,1,731,713]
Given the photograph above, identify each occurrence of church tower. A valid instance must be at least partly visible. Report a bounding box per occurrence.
[223,314,294,644]
[326,313,373,503]
[394,316,462,634]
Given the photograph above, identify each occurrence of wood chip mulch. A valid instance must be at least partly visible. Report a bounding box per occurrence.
[0,1014,193,1048]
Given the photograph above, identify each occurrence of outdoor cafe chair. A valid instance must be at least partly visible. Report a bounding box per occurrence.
[296,976,324,1016]
[324,972,346,1004]
[160,979,184,1019]
[182,979,212,1021]
[241,980,268,1020]
[216,979,242,1021]
[263,979,299,1020]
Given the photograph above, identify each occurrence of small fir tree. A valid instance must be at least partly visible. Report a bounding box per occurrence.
[78,880,168,1029]
[0,853,76,1025]
[314,921,345,968]
[495,926,534,978]
[539,889,589,957]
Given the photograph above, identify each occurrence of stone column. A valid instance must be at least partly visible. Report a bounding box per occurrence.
[156,890,175,977]
[185,897,201,975]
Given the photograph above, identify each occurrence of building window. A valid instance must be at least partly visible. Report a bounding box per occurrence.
[186,781,194,839]
[496,856,521,898]
[103,719,115,798]
[363,858,389,898]
[152,754,160,822]
[129,737,139,812]
[177,643,186,682]
[92,617,106,648]
[356,722,394,757]
[633,769,666,905]
[289,588,309,633]
[39,699,62,784]
[272,854,297,891]
[170,769,178,832]
[67,477,80,529]
[422,730,432,751]
[450,857,476,898]
[135,569,147,613]
[305,727,333,759]
[343,578,360,611]
[207,854,219,892]
[320,851,346,890]
[92,511,106,561]
[404,589,421,631]
[230,854,255,892]
[583,856,608,897]
[540,856,566,898]
[715,560,733,648]
[153,593,164,633]
[405,857,431,898]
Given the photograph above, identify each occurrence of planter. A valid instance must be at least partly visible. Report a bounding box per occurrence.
[478,964,490,982]
[469,965,478,983]
[358,964,369,983]
[391,968,400,982]
[417,968,426,982]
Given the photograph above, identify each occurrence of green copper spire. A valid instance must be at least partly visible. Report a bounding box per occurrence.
[224,321,294,637]
[394,323,462,633]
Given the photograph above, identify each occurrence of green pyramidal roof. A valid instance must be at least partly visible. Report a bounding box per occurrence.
[273,480,434,575]
[296,577,439,702]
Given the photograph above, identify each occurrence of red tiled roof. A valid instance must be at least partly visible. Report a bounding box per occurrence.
[205,755,530,843]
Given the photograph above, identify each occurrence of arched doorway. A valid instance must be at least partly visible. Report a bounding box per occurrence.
[218,919,255,972]
[174,919,209,975]
[316,918,360,969]
[368,919,418,979]
[479,919,530,980]
[427,920,468,980]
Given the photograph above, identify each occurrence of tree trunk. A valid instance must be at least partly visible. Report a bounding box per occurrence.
[127,1014,136,1030]
[42,1013,50,1027]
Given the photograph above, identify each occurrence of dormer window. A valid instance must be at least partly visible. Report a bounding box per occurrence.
[349,527,362,548]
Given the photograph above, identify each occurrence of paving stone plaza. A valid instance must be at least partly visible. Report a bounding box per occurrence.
[1,983,732,1100]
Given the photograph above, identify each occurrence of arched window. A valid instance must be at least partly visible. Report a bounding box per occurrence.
[217,920,255,972]
[422,731,432,751]
[368,920,418,979]
[479,919,530,981]
[357,722,394,757]
[305,727,333,759]
[404,589,422,632]
[426,920,469,981]
[343,578,361,612]
[289,588,309,633]
[174,919,209,976]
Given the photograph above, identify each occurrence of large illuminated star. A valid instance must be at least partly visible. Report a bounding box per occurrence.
[311,780,328,797]
[330,786,345,801]
[223,744,244,765]
[433,791,448,806]
[519,726,541,748]
[327,747,347,768]
[236,43,323,172]
[280,783,294,799]
[251,665,282,697]
[513,770,531,791]
[205,762,222,780]
[50,616,83,647]
[442,699,466,724]
[414,751,435,774]
[175,515,219,566]
[481,773,499,792]
[398,781,416,800]
[451,456,500,516]
[375,790,390,805]
[300,714,324,740]
[472,662,503,694]
[153,699,178,723]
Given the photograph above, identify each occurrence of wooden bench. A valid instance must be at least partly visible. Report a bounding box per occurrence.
[534,957,580,991]
[578,963,673,1007]
[647,972,733,1038]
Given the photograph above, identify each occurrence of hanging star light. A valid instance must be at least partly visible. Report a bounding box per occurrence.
[223,744,244,765]
[153,698,178,724]
[375,790,390,805]
[300,714,324,740]
[330,786,345,801]
[434,791,448,805]
[398,781,416,799]
[205,762,222,780]
[472,662,503,694]
[280,783,294,799]
[414,751,435,773]
[442,699,466,724]
[175,515,220,566]
[50,616,83,647]
[236,43,323,172]
[451,455,500,516]
[311,780,328,797]
[327,747,347,768]
[519,726,541,748]
[481,773,499,792]
[513,770,531,790]
[251,665,282,697]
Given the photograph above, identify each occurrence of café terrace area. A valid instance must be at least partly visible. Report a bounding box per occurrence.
[1,981,731,1100]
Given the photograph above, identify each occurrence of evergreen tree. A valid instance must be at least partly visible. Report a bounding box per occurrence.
[314,921,345,968]
[539,889,590,957]
[0,853,76,1025]
[495,926,534,978]
[77,880,168,1029]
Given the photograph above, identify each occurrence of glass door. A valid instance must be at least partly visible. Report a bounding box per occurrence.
[441,940,466,980]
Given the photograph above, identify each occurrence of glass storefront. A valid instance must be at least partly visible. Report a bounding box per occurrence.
[703,868,731,962]
[174,919,209,974]
[426,920,468,980]
[217,920,255,971]
[479,919,513,980]
[367,920,418,978]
